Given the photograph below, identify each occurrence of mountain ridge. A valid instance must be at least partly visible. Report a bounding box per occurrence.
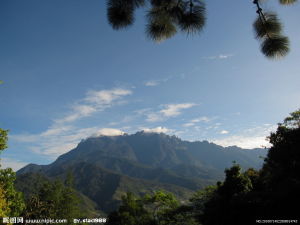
[16,131,268,214]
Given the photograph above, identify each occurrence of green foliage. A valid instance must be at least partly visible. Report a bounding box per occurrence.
[143,190,179,224]
[191,164,257,225]
[0,185,10,218]
[158,205,199,225]
[0,129,26,219]
[24,176,81,224]
[218,164,252,197]
[107,192,153,225]
[190,185,217,211]
[107,191,191,225]
[0,168,25,217]
[262,109,300,187]
[15,172,102,218]
[0,128,8,153]
[143,190,179,209]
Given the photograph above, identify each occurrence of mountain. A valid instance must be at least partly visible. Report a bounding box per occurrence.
[16,131,268,214]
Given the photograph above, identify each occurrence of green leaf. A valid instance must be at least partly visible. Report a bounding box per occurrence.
[0,129,8,152]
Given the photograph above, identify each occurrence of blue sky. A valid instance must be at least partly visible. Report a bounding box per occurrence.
[1,0,300,171]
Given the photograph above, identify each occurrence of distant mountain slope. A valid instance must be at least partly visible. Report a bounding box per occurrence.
[16,161,195,214]
[52,131,267,169]
[16,131,268,214]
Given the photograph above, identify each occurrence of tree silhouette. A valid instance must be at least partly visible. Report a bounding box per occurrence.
[106,0,297,59]
[192,109,300,225]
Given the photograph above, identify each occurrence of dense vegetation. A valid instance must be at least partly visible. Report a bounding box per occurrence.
[0,129,25,223]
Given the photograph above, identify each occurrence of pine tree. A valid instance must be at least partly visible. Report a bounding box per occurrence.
[106,0,297,59]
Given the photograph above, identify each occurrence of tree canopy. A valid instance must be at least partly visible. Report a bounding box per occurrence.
[0,129,26,223]
[24,177,81,224]
[106,0,297,59]
[0,129,8,153]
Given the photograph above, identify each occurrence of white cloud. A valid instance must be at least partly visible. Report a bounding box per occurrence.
[212,124,276,149]
[146,113,163,122]
[220,130,229,134]
[41,126,73,137]
[145,80,160,87]
[142,126,171,133]
[191,116,211,123]
[203,54,234,60]
[183,123,195,127]
[92,128,125,137]
[146,103,196,122]
[56,88,132,124]
[182,116,213,127]
[144,73,186,87]
[160,103,196,117]
[1,158,28,171]
[85,89,132,105]
[212,135,269,149]
[143,75,175,87]
[219,54,233,59]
